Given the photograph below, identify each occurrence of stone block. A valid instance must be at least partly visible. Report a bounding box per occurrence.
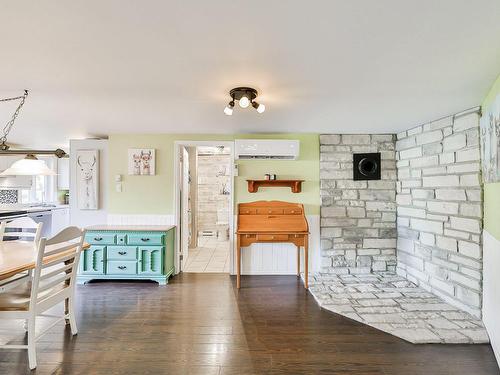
[321,206,346,217]
[366,201,397,212]
[400,147,422,159]
[422,175,459,187]
[320,152,352,162]
[397,206,426,218]
[449,217,481,234]
[396,136,416,150]
[320,134,341,145]
[412,189,434,199]
[447,162,480,174]
[397,130,407,139]
[421,166,447,176]
[458,241,481,259]
[363,238,397,248]
[407,126,423,136]
[427,116,453,130]
[336,180,367,189]
[443,133,466,151]
[342,134,370,144]
[416,130,443,145]
[410,218,443,234]
[460,174,480,187]
[427,201,459,215]
[435,189,466,201]
[346,207,366,218]
[359,190,395,201]
[453,113,479,132]
[419,233,435,247]
[396,194,412,205]
[449,271,480,291]
[439,152,455,164]
[368,180,395,189]
[466,189,481,201]
[410,155,439,168]
[459,203,482,218]
[435,236,458,252]
[455,148,480,162]
[422,142,443,156]
[455,286,481,308]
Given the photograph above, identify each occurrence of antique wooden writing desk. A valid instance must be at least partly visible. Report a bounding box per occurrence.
[236,201,309,289]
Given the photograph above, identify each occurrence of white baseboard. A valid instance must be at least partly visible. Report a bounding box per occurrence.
[107,214,175,225]
[483,230,500,366]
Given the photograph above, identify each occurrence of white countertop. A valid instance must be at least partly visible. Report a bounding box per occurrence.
[85,225,176,232]
[0,204,69,214]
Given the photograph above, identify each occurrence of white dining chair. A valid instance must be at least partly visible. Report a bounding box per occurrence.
[0,226,85,370]
[0,217,43,245]
[0,217,44,293]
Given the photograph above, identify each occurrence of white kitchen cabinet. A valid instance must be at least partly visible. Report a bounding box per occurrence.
[57,158,70,190]
[0,156,32,188]
[51,207,70,236]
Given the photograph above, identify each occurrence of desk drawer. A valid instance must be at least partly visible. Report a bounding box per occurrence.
[85,233,116,245]
[256,208,284,215]
[239,208,256,215]
[256,234,289,241]
[107,246,137,260]
[284,208,302,215]
[107,260,137,275]
[127,233,164,246]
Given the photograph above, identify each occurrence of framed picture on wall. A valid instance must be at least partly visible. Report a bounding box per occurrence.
[76,149,99,210]
[128,148,156,175]
[480,94,500,183]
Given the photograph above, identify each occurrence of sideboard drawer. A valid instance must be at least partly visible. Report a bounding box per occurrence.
[107,260,138,275]
[107,246,137,261]
[116,234,127,245]
[127,233,164,246]
[256,234,289,241]
[85,233,116,245]
[256,208,284,215]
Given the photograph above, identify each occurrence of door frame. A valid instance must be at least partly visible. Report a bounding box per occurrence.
[173,140,235,275]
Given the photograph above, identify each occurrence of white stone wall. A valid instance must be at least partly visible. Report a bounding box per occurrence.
[395,110,483,317]
[320,134,397,274]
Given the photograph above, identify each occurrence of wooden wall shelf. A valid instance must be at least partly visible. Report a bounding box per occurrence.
[246,179,304,193]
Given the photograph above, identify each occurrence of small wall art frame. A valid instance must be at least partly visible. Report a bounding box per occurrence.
[480,94,500,183]
[128,148,156,176]
[76,149,99,210]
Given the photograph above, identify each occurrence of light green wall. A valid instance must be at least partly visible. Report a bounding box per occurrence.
[108,133,320,215]
[482,73,500,240]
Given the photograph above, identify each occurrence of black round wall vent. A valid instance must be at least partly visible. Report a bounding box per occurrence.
[353,153,381,180]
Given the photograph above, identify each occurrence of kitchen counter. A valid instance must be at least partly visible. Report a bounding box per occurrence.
[0,204,69,215]
[85,224,176,232]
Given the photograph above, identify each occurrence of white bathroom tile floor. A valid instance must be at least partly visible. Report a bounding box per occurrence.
[183,238,230,273]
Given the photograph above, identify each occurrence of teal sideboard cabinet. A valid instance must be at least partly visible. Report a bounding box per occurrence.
[78,225,176,285]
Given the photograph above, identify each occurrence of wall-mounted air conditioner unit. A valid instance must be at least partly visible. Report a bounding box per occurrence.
[234,140,300,160]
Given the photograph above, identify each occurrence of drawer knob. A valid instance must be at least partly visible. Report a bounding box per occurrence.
[272,236,275,239]
[118,251,127,255]
[141,238,150,242]
[291,210,295,213]
[118,266,127,270]
[94,237,103,241]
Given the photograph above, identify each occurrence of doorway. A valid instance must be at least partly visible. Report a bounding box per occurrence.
[174,141,234,275]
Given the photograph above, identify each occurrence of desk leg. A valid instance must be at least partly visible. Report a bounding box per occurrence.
[236,235,241,289]
[304,235,309,289]
[296,245,300,277]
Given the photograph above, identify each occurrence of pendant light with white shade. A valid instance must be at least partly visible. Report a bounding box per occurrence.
[0,90,66,176]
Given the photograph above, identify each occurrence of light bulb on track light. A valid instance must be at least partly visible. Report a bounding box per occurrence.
[238,96,250,108]
[224,100,234,115]
[252,101,266,113]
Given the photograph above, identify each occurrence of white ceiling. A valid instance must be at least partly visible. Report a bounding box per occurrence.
[1,1,499,149]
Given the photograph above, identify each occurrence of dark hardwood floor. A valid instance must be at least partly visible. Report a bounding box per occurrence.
[0,273,498,374]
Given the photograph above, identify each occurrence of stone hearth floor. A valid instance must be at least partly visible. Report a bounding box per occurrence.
[308,272,489,344]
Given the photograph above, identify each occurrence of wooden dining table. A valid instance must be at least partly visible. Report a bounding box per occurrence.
[0,240,90,282]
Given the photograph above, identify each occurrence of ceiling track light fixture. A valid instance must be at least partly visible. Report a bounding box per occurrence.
[224,87,265,115]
